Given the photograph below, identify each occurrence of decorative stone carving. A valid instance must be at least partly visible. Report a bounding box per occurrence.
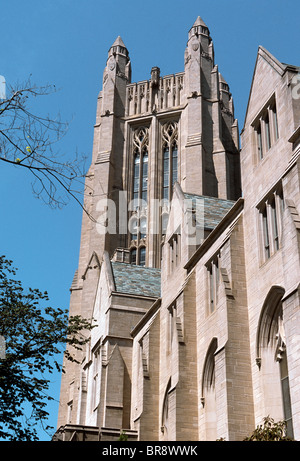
[151,66,160,87]
[192,41,199,52]
[275,316,286,362]
[133,126,149,152]
[162,121,178,147]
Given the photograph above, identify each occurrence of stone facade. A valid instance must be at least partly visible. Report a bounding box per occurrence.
[55,18,300,441]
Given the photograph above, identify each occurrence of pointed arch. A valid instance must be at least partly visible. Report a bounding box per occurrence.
[162,121,178,201]
[255,285,294,438]
[201,337,218,397]
[256,285,285,362]
[201,337,218,441]
[161,378,172,439]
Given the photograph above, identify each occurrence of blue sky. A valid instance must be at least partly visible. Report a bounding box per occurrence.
[1,0,299,441]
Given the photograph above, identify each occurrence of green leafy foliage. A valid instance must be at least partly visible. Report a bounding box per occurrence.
[0,256,92,441]
[243,416,294,441]
[118,431,128,441]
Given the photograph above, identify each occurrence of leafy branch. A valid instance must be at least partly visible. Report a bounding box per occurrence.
[0,256,94,441]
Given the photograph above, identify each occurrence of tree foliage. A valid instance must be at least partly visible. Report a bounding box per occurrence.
[0,79,89,212]
[243,416,294,441]
[0,256,92,441]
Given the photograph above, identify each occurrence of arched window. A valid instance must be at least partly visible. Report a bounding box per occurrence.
[162,121,178,201]
[132,127,149,207]
[161,379,172,440]
[256,286,294,439]
[130,127,149,258]
[201,338,217,440]
[130,246,146,266]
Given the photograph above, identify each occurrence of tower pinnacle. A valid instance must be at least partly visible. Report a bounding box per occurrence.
[188,16,210,40]
[108,35,129,60]
[192,16,208,28]
[111,35,127,48]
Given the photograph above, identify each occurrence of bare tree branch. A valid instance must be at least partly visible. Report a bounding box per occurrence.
[0,78,95,221]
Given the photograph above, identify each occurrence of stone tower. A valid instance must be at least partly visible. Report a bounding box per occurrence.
[57,16,241,433]
[55,16,300,443]
[78,15,240,272]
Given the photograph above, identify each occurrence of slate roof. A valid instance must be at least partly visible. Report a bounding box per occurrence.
[110,195,234,298]
[111,262,161,298]
[183,193,235,230]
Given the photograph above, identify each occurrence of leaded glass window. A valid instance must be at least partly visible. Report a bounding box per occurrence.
[163,147,170,200]
[162,121,178,201]
[130,127,149,263]
[132,127,149,207]
[139,247,146,266]
[142,150,148,203]
[133,153,140,203]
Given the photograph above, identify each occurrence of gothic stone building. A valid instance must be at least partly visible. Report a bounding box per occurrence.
[55,17,300,441]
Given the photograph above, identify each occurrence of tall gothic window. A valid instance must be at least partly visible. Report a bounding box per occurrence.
[207,254,220,314]
[201,338,218,440]
[256,287,294,439]
[253,96,279,161]
[162,121,178,201]
[161,379,172,440]
[133,153,140,203]
[257,185,284,263]
[133,127,149,206]
[130,127,149,265]
[163,147,170,201]
[92,347,101,411]
[142,151,148,203]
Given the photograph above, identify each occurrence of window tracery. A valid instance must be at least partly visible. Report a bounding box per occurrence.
[162,121,178,201]
[133,127,149,205]
[256,286,294,439]
[130,127,149,265]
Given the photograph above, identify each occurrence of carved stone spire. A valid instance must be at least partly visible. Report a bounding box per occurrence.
[188,16,210,40]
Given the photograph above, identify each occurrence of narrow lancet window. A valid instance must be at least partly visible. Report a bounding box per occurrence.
[142,149,148,203]
[172,143,178,187]
[130,248,137,265]
[262,207,270,259]
[133,153,140,204]
[162,121,179,201]
[132,127,149,207]
[140,247,146,266]
[265,112,271,150]
[272,103,279,141]
[257,124,263,159]
[130,127,149,259]
[163,147,170,201]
